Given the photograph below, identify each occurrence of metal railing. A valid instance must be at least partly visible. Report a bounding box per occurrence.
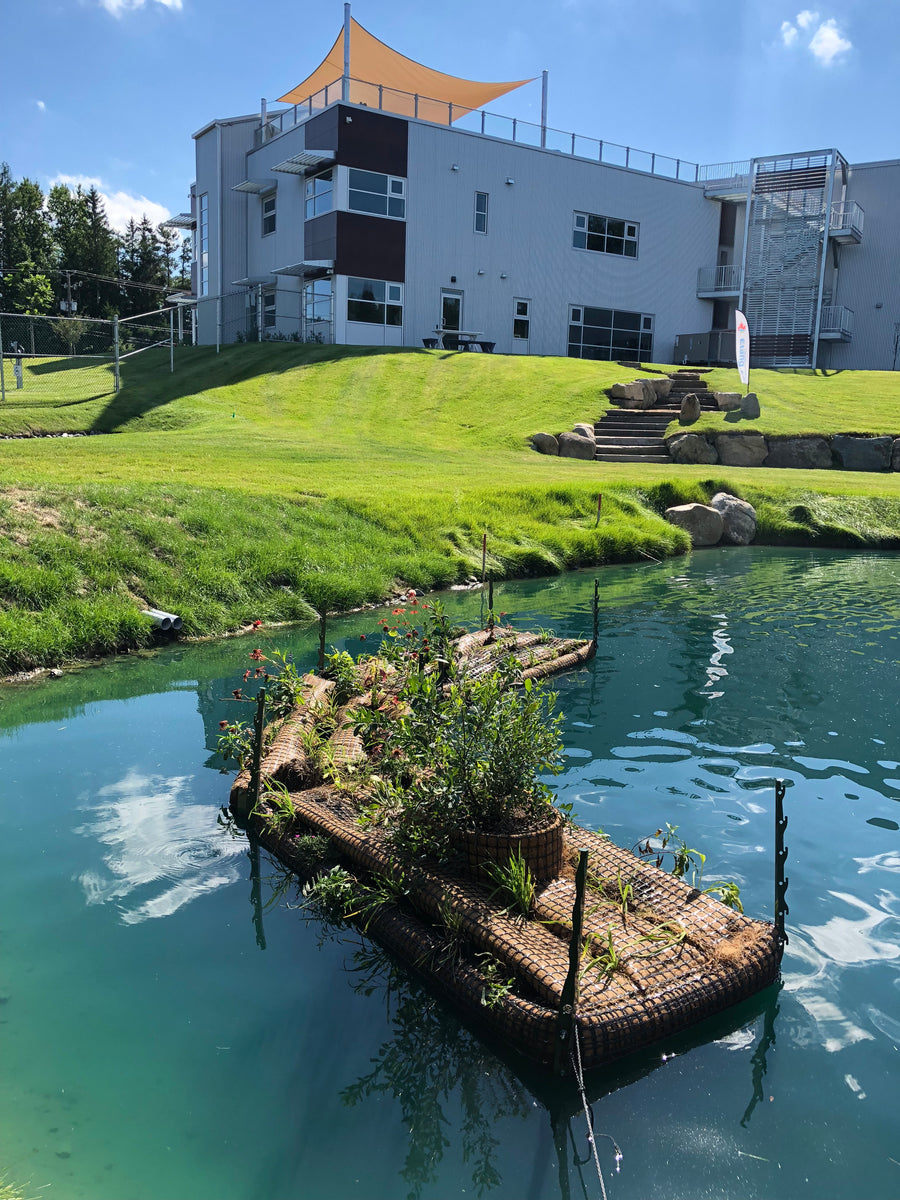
[819,305,854,337]
[829,201,865,237]
[254,75,701,182]
[697,160,751,183]
[697,264,743,293]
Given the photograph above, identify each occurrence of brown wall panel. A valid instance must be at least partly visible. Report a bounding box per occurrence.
[336,212,405,281]
[304,211,337,262]
[335,105,408,175]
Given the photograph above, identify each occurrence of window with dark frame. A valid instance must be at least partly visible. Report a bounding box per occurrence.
[262,289,276,330]
[198,192,209,296]
[573,211,639,258]
[347,277,403,326]
[513,297,530,340]
[348,169,406,219]
[261,192,276,236]
[567,305,653,361]
[474,191,488,233]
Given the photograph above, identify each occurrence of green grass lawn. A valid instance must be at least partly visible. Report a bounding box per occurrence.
[0,344,898,673]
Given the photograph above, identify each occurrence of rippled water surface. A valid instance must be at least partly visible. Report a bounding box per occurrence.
[2,547,899,1199]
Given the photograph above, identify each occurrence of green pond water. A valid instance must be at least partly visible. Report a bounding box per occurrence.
[2,546,899,1200]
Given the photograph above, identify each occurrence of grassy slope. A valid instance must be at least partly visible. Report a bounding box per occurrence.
[0,344,898,673]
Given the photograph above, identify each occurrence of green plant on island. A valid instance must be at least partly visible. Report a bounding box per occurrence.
[483,848,536,919]
[475,952,516,1009]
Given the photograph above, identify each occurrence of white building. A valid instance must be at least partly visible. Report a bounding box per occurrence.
[170,16,900,371]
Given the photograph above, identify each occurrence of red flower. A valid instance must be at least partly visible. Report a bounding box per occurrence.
[252,619,262,628]
[406,589,416,601]
[360,634,366,641]
[243,670,251,681]
[254,667,264,678]
[249,648,264,661]
[219,720,228,729]
[232,689,242,699]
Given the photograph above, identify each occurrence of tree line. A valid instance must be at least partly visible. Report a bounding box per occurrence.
[0,162,191,321]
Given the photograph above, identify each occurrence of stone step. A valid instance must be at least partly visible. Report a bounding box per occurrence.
[595,435,666,447]
[595,453,671,463]
[595,419,671,429]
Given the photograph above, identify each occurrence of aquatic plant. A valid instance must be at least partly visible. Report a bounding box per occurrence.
[483,848,536,919]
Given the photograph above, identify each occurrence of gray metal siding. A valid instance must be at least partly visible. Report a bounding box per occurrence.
[823,161,900,370]
[403,123,718,359]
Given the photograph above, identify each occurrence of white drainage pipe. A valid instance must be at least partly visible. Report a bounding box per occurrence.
[142,608,183,632]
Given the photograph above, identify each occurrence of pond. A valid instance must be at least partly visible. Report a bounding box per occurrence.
[1,547,899,1200]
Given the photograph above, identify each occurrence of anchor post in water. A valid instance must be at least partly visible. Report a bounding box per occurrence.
[249,688,267,814]
[554,847,589,1075]
[774,778,789,958]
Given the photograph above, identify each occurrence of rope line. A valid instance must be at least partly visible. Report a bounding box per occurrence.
[570,1018,623,1200]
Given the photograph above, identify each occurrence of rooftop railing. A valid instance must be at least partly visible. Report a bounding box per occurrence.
[254,75,702,182]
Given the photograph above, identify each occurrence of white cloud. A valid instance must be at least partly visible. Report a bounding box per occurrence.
[98,0,182,16]
[778,12,852,65]
[36,99,46,111]
[809,17,852,64]
[50,173,171,232]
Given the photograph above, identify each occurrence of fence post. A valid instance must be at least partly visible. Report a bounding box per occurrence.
[216,297,221,354]
[113,316,120,393]
[257,283,263,342]
[169,308,174,373]
[0,314,5,402]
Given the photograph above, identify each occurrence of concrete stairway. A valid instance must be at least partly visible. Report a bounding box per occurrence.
[593,371,717,463]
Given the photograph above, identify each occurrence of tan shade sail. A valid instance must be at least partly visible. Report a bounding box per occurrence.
[277,18,534,123]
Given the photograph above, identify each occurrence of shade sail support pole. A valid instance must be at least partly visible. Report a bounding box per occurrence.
[540,70,548,148]
[342,4,351,102]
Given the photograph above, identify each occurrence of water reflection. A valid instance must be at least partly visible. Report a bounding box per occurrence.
[75,768,244,923]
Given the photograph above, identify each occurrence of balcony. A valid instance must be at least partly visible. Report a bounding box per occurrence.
[818,305,853,340]
[697,161,751,200]
[697,264,743,297]
[828,201,864,243]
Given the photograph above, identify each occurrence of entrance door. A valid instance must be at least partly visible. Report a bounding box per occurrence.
[441,289,463,333]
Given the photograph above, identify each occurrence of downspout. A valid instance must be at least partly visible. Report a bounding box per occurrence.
[216,122,223,347]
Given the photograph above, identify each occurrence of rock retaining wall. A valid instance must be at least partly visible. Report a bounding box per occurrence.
[668,431,900,472]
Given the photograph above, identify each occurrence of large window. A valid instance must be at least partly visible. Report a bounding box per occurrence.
[305,171,333,220]
[474,191,488,234]
[348,169,406,219]
[261,192,276,236]
[198,192,209,296]
[573,211,639,258]
[304,278,333,326]
[567,306,653,361]
[347,277,403,326]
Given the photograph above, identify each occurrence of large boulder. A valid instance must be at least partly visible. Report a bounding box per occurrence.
[608,380,655,409]
[667,433,718,464]
[832,435,894,473]
[680,393,702,424]
[558,431,596,460]
[741,392,761,418]
[715,392,743,411]
[893,438,900,472]
[765,435,832,470]
[646,377,673,400]
[572,422,596,441]
[715,433,768,467]
[710,491,757,545]
[665,503,724,547]
[531,432,559,455]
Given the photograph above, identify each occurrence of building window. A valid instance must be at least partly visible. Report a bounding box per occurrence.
[261,192,276,237]
[573,211,639,258]
[513,298,530,339]
[347,277,403,325]
[304,278,333,327]
[262,288,276,330]
[474,191,488,234]
[567,306,653,361]
[305,171,333,220]
[348,169,406,219]
[198,192,209,296]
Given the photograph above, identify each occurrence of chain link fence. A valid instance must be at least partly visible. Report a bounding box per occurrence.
[194,288,334,349]
[0,306,195,402]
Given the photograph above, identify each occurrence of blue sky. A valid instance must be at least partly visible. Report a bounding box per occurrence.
[1,0,895,231]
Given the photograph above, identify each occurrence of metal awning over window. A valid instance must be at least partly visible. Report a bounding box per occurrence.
[231,275,277,287]
[272,260,334,276]
[232,179,277,193]
[271,149,336,175]
[161,212,196,229]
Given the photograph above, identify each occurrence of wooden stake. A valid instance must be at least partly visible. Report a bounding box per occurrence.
[595,492,603,527]
[553,848,588,1074]
[481,531,487,583]
[317,612,327,673]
